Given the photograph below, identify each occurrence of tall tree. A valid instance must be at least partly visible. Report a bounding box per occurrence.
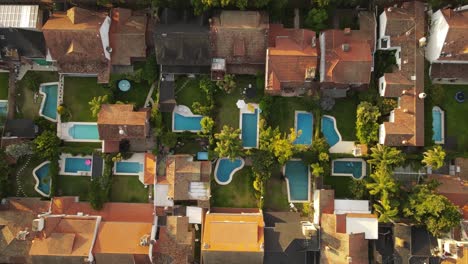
[373,190,399,223]
[34,131,61,159]
[89,95,109,118]
[200,116,215,135]
[356,101,381,144]
[214,126,243,160]
[366,166,398,197]
[304,8,329,32]
[368,144,404,170]
[311,163,324,178]
[422,145,446,169]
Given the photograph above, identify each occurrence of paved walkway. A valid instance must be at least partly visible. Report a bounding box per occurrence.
[16,155,32,197]
[329,141,355,154]
[144,81,156,107]
[16,63,57,80]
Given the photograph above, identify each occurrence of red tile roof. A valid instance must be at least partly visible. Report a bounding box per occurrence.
[427,175,468,220]
[436,8,468,62]
[144,153,156,185]
[97,104,149,141]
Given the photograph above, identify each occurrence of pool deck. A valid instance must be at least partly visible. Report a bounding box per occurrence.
[32,161,51,197]
[59,153,93,176]
[38,82,59,122]
[294,110,313,145]
[113,153,146,184]
[282,159,311,203]
[172,105,203,133]
[239,103,260,149]
[58,122,101,143]
[432,106,445,144]
[214,157,245,185]
[331,158,367,180]
[322,115,356,154]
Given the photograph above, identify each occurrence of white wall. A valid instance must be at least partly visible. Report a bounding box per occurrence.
[379,76,386,96]
[379,12,387,39]
[426,10,449,62]
[100,16,111,61]
[319,33,326,82]
[379,124,386,145]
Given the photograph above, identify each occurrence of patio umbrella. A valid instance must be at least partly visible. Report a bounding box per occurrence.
[236,99,246,109]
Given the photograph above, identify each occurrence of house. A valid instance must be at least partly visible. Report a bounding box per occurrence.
[377,1,426,146]
[393,223,441,264]
[265,24,318,96]
[263,212,319,263]
[110,8,147,73]
[0,5,46,66]
[154,154,211,208]
[319,12,376,97]
[153,215,195,263]
[42,7,111,83]
[1,119,37,148]
[97,104,150,153]
[202,208,265,264]
[314,189,378,264]
[426,6,468,84]
[210,11,269,77]
[154,8,211,75]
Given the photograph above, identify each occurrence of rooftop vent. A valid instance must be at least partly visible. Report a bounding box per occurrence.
[342,43,350,52]
[387,7,393,12]
[411,75,416,81]
[402,140,408,145]
[106,47,112,53]
[32,219,44,231]
[403,59,408,64]
[403,108,409,113]
[419,92,427,99]
[344,28,351,35]
[419,37,427,47]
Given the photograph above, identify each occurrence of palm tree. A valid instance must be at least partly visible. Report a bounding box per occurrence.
[89,95,109,118]
[368,144,404,170]
[366,167,398,196]
[373,190,399,223]
[422,145,446,169]
[311,163,324,178]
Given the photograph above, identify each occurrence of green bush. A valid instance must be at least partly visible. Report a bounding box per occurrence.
[377,98,398,116]
[356,102,381,144]
[34,116,56,132]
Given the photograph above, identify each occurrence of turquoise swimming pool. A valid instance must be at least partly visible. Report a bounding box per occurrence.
[295,112,313,145]
[68,124,99,140]
[115,161,143,174]
[173,113,202,132]
[0,101,7,117]
[284,160,309,202]
[241,109,258,148]
[432,106,444,144]
[40,84,58,120]
[64,157,92,173]
[33,162,51,196]
[215,158,244,185]
[332,159,366,179]
[321,116,340,147]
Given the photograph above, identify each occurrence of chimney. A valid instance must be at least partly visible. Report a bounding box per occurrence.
[344,28,351,35]
[342,44,350,52]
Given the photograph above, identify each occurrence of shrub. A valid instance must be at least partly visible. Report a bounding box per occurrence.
[377,98,398,116]
[57,105,65,115]
[34,131,61,159]
[161,132,178,148]
[216,74,236,94]
[319,152,329,162]
[259,96,272,122]
[34,116,56,132]
[356,102,381,144]
[200,117,215,135]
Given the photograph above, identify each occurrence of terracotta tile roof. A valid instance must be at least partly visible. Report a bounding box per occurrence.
[431,62,468,81]
[144,153,156,185]
[102,140,120,153]
[164,155,211,201]
[435,8,468,62]
[166,216,193,245]
[427,175,468,220]
[202,211,264,252]
[51,197,154,223]
[93,221,152,254]
[97,104,149,141]
[42,7,110,83]
[153,227,194,263]
[381,72,414,97]
[266,24,317,93]
[7,198,50,214]
[110,8,147,66]
[211,11,268,74]
[380,1,425,146]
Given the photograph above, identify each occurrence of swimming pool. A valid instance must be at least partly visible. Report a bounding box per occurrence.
[432,106,444,144]
[115,161,143,174]
[68,124,99,140]
[214,158,245,185]
[284,160,310,202]
[295,111,313,145]
[33,161,51,197]
[0,100,7,117]
[332,158,366,180]
[241,109,259,148]
[64,157,92,174]
[321,115,341,147]
[173,113,203,132]
[39,83,58,121]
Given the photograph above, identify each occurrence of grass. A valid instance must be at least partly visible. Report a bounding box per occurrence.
[174,137,203,155]
[269,96,311,133]
[56,175,90,200]
[438,85,468,151]
[63,77,111,122]
[113,80,151,108]
[325,95,358,141]
[10,156,44,197]
[60,142,102,155]
[0,72,8,100]
[264,170,290,211]
[211,167,257,208]
[323,174,353,198]
[110,176,148,203]
[175,77,206,108]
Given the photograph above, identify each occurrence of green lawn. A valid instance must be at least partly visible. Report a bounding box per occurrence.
[110,176,148,203]
[63,77,111,122]
[10,156,43,197]
[264,170,290,211]
[113,80,151,108]
[439,85,468,151]
[0,72,8,100]
[325,95,358,141]
[174,137,204,155]
[60,142,102,155]
[175,77,206,108]
[56,175,90,199]
[269,96,310,133]
[323,174,353,198]
[211,167,257,208]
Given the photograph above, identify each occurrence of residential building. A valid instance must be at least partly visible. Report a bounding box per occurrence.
[110,8,147,73]
[155,154,211,209]
[377,1,426,146]
[153,215,195,263]
[314,189,378,264]
[393,223,441,264]
[97,104,150,153]
[1,119,37,149]
[265,24,318,96]
[42,7,111,83]
[210,11,269,77]
[319,11,376,97]
[154,8,211,75]
[0,5,46,67]
[202,208,265,264]
[426,6,468,84]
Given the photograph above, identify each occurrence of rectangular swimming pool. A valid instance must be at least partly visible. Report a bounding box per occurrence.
[295,112,313,145]
[241,109,258,148]
[173,113,203,132]
[284,160,310,202]
[432,107,444,144]
[40,84,58,120]
[64,157,92,173]
[115,161,143,174]
[68,124,99,140]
